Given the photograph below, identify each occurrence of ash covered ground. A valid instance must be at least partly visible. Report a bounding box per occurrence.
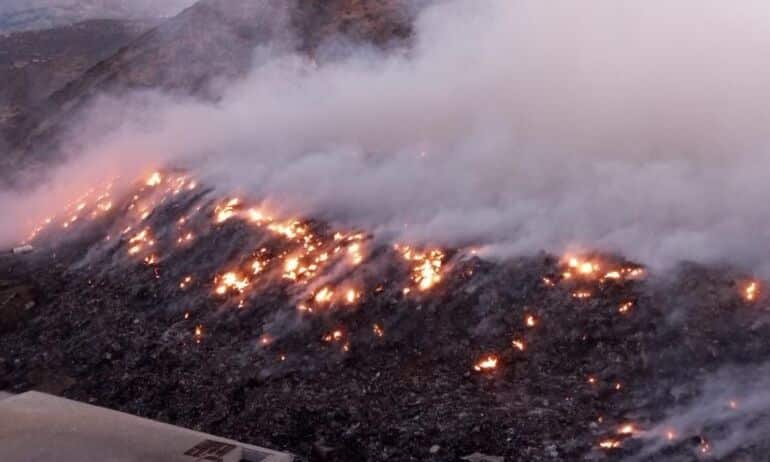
[2,173,770,461]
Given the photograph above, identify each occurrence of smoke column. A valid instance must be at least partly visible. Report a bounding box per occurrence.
[4,0,770,273]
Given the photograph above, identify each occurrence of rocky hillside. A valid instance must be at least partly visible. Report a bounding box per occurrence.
[1,0,413,179]
[0,0,193,33]
[0,19,156,146]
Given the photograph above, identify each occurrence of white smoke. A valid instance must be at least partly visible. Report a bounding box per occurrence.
[636,363,770,460]
[4,0,770,272]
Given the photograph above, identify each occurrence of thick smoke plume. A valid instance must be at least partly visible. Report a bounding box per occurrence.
[4,0,770,273]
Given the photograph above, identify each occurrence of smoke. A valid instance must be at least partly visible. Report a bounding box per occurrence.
[4,0,770,272]
[635,363,770,460]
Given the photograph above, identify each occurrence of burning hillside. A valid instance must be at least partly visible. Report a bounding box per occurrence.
[5,1,770,461]
[3,170,770,461]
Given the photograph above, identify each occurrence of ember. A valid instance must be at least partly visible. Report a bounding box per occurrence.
[744,281,759,301]
[473,355,498,372]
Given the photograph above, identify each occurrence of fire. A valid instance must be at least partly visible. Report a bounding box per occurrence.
[215,272,249,295]
[566,256,599,276]
[323,330,344,342]
[599,439,621,449]
[194,325,203,343]
[525,315,537,327]
[512,339,525,351]
[251,259,266,275]
[618,424,635,435]
[744,281,759,301]
[315,287,334,304]
[373,324,384,337]
[268,220,308,240]
[146,172,162,187]
[215,198,240,223]
[572,291,592,299]
[345,289,359,304]
[604,271,621,280]
[619,301,633,313]
[473,355,498,372]
[179,276,192,289]
[699,438,711,454]
[398,246,445,291]
[348,242,364,265]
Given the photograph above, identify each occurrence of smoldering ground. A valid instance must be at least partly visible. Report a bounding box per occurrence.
[4,0,770,273]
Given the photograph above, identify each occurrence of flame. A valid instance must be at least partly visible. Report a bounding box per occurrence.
[512,339,525,351]
[525,315,537,327]
[619,301,633,313]
[314,287,334,304]
[323,330,344,342]
[599,439,621,449]
[215,198,240,223]
[179,276,192,289]
[345,289,359,304]
[745,281,759,301]
[398,246,445,291]
[146,172,162,187]
[215,272,249,295]
[618,424,635,435]
[473,355,498,372]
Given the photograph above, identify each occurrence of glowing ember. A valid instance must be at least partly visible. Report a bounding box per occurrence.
[373,324,384,337]
[473,355,499,372]
[247,208,267,222]
[604,271,621,280]
[215,198,240,223]
[194,325,203,343]
[323,330,344,342]
[348,242,364,265]
[618,424,635,435]
[177,232,194,244]
[619,301,633,313]
[251,259,266,275]
[745,281,759,301]
[215,272,249,295]
[512,339,525,351]
[525,315,537,327]
[315,287,334,304]
[599,439,621,449]
[179,276,192,289]
[572,291,592,299]
[345,289,359,304]
[146,172,162,187]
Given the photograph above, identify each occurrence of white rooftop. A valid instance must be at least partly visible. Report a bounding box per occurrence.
[0,391,293,462]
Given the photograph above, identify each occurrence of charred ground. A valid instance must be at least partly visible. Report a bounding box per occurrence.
[1,174,769,461]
